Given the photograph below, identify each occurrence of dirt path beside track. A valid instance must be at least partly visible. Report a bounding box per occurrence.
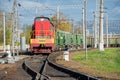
[0,55,31,80]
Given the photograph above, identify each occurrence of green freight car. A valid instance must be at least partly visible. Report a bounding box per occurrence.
[55,30,65,49]
[76,34,83,46]
[55,30,83,50]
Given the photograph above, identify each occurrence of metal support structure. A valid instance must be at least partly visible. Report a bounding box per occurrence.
[3,12,6,53]
[106,14,108,48]
[16,2,20,56]
[35,7,38,17]
[35,0,38,17]
[12,0,18,56]
[71,19,74,33]
[93,12,97,48]
[96,0,100,48]
[99,0,104,51]
[82,7,85,49]
[84,0,87,60]
[57,6,60,21]
[56,6,60,29]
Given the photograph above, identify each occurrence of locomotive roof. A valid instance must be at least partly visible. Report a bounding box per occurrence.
[34,16,54,27]
[34,17,50,21]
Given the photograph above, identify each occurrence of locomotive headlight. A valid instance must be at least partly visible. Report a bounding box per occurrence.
[40,18,44,21]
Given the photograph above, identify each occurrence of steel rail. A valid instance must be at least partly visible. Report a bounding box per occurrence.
[47,57,100,80]
[22,53,100,80]
[22,55,50,80]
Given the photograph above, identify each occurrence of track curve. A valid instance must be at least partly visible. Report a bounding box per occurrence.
[22,53,100,80]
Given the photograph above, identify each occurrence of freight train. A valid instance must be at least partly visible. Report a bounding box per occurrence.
[30,17,83,54]
[87,35,120,48]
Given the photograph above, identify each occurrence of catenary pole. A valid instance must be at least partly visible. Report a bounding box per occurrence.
[12,0,17,57]
[16,1,19,56]
[96,0,100,48]
[3,12,6,53]
[35,0,38,16]
[84,0,87,59]
[57,6,60,21]
[93,12,97,48]
[99,0,104,51]
[82,7,85,49]
[106,14,108,48]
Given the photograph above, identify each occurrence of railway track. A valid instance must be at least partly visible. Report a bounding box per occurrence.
[22,55,49,80]
[22,52,100,80]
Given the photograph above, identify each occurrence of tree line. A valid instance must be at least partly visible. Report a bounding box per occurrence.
[0,12,82,45]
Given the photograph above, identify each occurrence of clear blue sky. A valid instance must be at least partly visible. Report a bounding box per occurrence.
[0,0,120,25]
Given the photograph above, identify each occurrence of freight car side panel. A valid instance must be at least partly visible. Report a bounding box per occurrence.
[57,31,65,47]
[55,30,65,50]
[76,34,83,45]
[71,34,77,45]
[65,33,71,45]
[55,30,83,50]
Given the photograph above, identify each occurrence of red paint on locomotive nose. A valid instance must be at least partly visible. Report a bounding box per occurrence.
[30,17,55,54]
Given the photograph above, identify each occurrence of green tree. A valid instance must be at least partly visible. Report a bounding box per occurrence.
[0,12,4,45]
[0,12,13,45]
[74,25,83,34]
[50,13,73,32]
[21,24,32,44]
[6,13,12,45]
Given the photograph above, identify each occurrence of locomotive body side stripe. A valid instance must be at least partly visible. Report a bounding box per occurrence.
[30,38,54,44]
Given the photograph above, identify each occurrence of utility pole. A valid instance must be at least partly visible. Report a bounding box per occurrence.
[57,6,60,21]
[93,12,97,48]
[56,6,60,30]
[99,0,104,51]
[106,14,108,48]
[84,0,87,59]
[35,0,38,17]
[72,19,74,33]
[12,0,17,56]
[3,12,6,53]
[16,2,19,56]
[96,0,100,48]
[82,7,85,49]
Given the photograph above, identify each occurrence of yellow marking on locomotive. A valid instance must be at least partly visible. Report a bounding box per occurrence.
[30,38,54,44]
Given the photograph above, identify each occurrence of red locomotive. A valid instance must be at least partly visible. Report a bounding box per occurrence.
[30,17,55,54]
